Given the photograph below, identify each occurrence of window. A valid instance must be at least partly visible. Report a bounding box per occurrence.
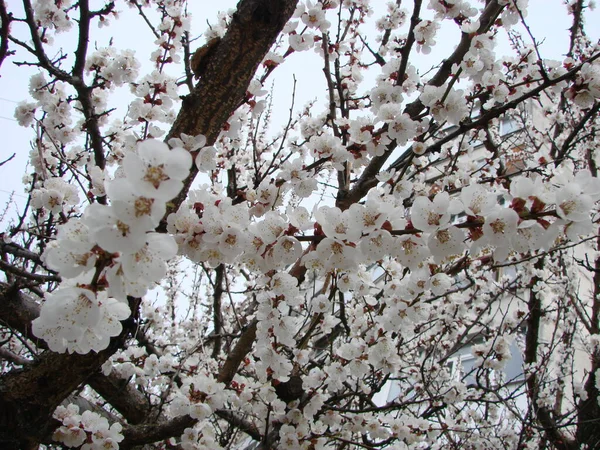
[446,339,525,387]
[500,116,522,136]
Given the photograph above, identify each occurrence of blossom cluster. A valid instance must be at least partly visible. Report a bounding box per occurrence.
[33,0,73,33]
[31,177,80,217]
[6,0,600,449]
[170,373,228,420]
[52,404,123,450]
[169,161,599,278]
[32,288,130,354]
[33,140,192,353]
[410,165,600,263]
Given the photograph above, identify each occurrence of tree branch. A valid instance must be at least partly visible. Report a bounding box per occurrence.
[555,102,600,165]
[159,0,299,230]
[120,414,196,449]
[0,259,60,283]
[212,264,225,359]
[72,0,90,77]
[0,281,43,345]
[524,259,577,450]
[0,0,11,71]
[576,155,600,447]
[0,327,133,448]
[0,346,32,366]
[389,51,600,172]
[0,283,138,448]
[87,372,150,425]
[396,0,422,89]
[336,0,505,210]
[567,0,585,58]
[217,319,257,386]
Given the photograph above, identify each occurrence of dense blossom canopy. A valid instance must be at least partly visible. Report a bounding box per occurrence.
[1,0,600,449]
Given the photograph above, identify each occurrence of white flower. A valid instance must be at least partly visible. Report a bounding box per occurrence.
[483,207,520,260]
[301,3,330,31]
[316,237,358,270]
[394,179,414,199]
[77,296,130,353]
[32,288,129,354]
[288,205,312,230]
[337,272,358,293]
[168,132,206,152]
[411,192,454,232]
[414,19,440,54]
[461,184,495,217]
[370,83,404,111]
[34,0,72,31]
[106,178,166,229]
[555,183,594,222]
[53,407,124,449]
[483,207,519,245]
[31,177,80,214]
[412,142,426,155]
[84,203,149,254]
[196,246,227,268]
[307,134,348,169]
[429,273,452,296]
[270,272,299,298]
[120,232,178,286]
[280,158,317,198]
[268,236,303,268]
[220,199,250,228]
[392,235,428,270]
[316,206,362,241]
[218,226,249,261]
[195,146,218,172]
[43,219,96,278]
[254,211,287,243]
[289,32,315,51]
[253,181,281,212]
[348,200,387,235]
[189,402,212,420]
[564,218,595,241]
[511,175,554,204]
[359,229,393,262]
[42,287,100,329]
[512,220,547,253]
[87,47,140,87]
[420,84,468,125]
[53,424,87,448]
[14,101,37,127]
[301,251,327,274]
[378,107,417,145]
[428,226,466,262]
[88,164,107,197]
[123,139,192,201]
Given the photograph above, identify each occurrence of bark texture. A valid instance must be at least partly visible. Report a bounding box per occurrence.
[162,0,299,228]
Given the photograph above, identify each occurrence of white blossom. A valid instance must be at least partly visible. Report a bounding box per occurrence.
[123,139,192,201]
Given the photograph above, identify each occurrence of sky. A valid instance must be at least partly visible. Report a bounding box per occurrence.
[0,0,599,225]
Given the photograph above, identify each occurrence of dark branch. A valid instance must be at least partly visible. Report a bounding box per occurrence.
[0,0,11,71]
[524,259,577,450]
[217,320,257,386]
[336,0,505,210]
[120,414,196,449]
[159,0,299,230]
